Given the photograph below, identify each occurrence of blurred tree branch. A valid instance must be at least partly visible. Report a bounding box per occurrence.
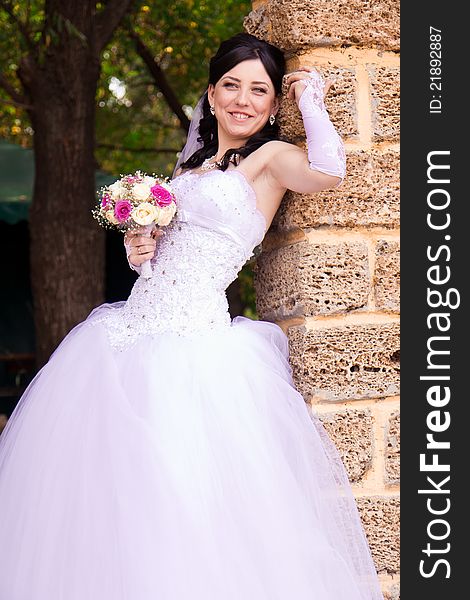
[0,73,28,107]
[128,29,190,132]
[95,0,137,52]
[0,1,36,53]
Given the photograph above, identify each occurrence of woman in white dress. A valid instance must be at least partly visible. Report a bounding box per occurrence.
[0,32,384,599]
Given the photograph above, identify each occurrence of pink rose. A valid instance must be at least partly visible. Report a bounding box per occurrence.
[101,193,111,208]
[151,184,173,207]
[114,200,132,223]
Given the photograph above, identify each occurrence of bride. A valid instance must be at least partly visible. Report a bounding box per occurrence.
[0,32,383,600]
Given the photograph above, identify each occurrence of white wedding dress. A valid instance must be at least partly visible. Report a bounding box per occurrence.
[0,168,383,599]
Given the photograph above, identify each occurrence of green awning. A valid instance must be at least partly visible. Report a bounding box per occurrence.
[0,139,116,224]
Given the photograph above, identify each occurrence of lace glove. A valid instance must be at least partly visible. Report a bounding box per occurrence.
[298,72,346,186]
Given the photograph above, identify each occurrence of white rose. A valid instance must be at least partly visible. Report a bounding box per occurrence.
[143,175,157,187]
[131,202,158,226]
[105,209,119,225]
[132,182,152,201]
[108,181,124,198]
[157,203,176,226]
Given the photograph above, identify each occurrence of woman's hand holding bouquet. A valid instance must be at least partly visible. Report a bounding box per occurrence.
[93,172,177,278]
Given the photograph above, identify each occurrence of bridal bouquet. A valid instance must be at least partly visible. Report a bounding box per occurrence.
[93,171,177,278]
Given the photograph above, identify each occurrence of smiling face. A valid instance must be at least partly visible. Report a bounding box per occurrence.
[207,58,279,148]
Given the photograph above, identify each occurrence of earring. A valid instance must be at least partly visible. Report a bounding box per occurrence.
[210,105,215,115]
[269,114,275,125]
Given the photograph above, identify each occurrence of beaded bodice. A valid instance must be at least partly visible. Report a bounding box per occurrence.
[91,169,267,351]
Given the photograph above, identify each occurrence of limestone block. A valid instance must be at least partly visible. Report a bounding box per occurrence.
[273,150,400,230]
[243,2,271,41]
[357,496,400,574]
[368,65,400,141]
[316,408,374,483]
[277,67,358,142]
[255,240,370,320]
[383,582,400,600]
[288,322,400,401]
[245,0,400,52]
[375,240,400,312]
[385,410,400,485]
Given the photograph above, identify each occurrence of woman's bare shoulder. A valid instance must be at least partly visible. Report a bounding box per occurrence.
[259,139,297,156]
[243,140,299,178]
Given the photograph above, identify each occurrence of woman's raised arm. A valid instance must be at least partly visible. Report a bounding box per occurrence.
[268,68,346,194]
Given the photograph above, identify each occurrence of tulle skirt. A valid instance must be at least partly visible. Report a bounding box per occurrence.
[0,303,383,599]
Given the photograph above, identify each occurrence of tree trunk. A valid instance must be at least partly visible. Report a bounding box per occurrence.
[20,52,104,367]
[16,11,102,368]
[9,0,136,368]
[30,71,104,366]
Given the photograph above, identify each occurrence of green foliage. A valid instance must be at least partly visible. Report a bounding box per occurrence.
[0,1,45,144]
[238,262,258,318]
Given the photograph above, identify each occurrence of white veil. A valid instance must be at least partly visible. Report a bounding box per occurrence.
[172,90,208,178]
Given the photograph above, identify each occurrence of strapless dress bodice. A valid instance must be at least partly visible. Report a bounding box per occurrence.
[172,169,266,255]
[90,169,267,350]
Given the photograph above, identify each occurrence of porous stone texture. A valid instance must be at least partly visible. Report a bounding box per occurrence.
[277,67,358,142]
[244,0,400,52]
[288,322,400,401]
[374,240,400,312]
[385,410,400,485]
[243,1,271,40]
[272,150,400,231]
[383,582,400,599]
[368,65,400,141]
[316,408,374,483]
[357,496,400,574]
[255,241,370,320]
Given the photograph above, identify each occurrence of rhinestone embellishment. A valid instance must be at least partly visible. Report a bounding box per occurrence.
[89,169,266,351]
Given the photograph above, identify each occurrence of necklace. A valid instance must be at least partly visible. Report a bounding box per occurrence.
[200,154,222,171]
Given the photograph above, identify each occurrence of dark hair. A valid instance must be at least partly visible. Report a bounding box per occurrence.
[180,33,286,172]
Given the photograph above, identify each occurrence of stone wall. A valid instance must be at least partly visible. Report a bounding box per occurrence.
[245,1,400,596]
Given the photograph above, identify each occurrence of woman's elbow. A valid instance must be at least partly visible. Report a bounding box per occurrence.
[303,171,343,193]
